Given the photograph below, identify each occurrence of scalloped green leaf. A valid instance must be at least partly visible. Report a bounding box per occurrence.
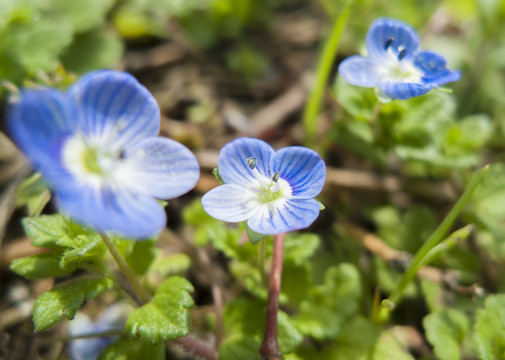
[125,277,194,344]
[33,277,114,332]
[50,0,114,33]
[10,252,75,279]
[22,215,72,249]
[424,309,469,360]
[222,298,302,355]
[473,294,505,360]
[98,337,164,360]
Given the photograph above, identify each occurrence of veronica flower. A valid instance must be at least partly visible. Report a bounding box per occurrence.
[338,18,460,100]
[8,70,200,239]
[202,137,325,235]
[68,304,129,360]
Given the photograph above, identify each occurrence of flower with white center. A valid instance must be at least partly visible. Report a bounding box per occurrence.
[201,137,326,235]
[8,70,200,239]
[68,304,130,360]
[338,18,461,100]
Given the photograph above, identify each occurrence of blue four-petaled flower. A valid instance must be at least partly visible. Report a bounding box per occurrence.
[68,304,128,360]
[202,137,326,235]
[8,70,200,239]
[338,18,461,100]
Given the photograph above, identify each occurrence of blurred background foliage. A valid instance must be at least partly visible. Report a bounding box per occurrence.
[2,0,505,359]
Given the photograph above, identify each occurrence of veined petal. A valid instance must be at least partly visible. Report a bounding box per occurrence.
[338,56,383,87]
[366,18,419,63]
[414,51,461,85]
[57,183,166,239]
[247,198,320,235]
[218,137,275,187]
[7,89,78,187]
[202,184,259,222]
[271,146,325,199]
[379,81,433,100]
[118,137,200,199]
[68,70,160,148]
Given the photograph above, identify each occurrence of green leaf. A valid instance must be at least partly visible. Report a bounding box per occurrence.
[150,254,191,276]
[61,27,123,75]
[125,239,158,276]
[10,252,75,279]
[320,316,381,360]
[15,173,50,216]
[243,222,265,244]
[334,76,377,122]
[126,276,194,343]
[33,277,114,332]
[22,215,69,249]
[473,294,505,360]
[0,9,73,75]
[222,298,302,355]
[50,0,114,33]
[294,263,361,340]
[284,233,320,265]
[281,261,311,305]
[59,234,105,269]
[372,330,415,360]
[98,337,164,360]
[423,309,469,360]
[218,334,260,360]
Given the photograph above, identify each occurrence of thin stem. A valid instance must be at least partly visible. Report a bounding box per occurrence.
[302,0,352,147]
[99,233,151,305]
[386,166,488,305]
[259,233,286,360]
[175,336,218,360]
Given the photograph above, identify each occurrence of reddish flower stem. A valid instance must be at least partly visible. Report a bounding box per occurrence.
[259,232,286,359]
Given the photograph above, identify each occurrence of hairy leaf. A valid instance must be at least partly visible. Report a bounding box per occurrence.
[126,277,194,343]
[33,277,114,332]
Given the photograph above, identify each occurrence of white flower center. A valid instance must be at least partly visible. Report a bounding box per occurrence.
[379,39,423,83]
[62,134,124,186]
[245,157,292,204]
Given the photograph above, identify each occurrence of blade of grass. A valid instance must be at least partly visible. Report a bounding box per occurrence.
[303,0,352,147]
[386,166,488,306]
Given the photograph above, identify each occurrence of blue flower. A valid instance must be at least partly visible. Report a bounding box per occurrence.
[68,304,129,360]
[201,137,325,235]
[338,18,461,100]
[8,70,200,239]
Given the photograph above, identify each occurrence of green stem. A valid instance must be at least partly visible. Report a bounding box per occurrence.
[303,0,352,147]
[100,233,151,305]
[386,166,488,305]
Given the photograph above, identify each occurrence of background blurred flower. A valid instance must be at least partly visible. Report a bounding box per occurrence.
[202,137,325,235]
[68,303,130,360]
[8,70,200,239]
[338,18,460,100]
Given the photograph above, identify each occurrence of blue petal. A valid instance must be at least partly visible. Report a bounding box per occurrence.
[414,51,461,85]
[338,56,383,87]
[68,70,160,147]
[379,81,434,100]
[247,198,320,235]
[120,137,200,199]
[271,146,325,199]
[201,184,258,222]
[218,137,275,187]
[366,18,419,63]
[69,314,111,360]
[57,183,166,239]
[7,89,78,188]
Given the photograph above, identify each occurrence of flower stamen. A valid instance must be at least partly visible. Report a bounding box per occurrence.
[384,37,394,50]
